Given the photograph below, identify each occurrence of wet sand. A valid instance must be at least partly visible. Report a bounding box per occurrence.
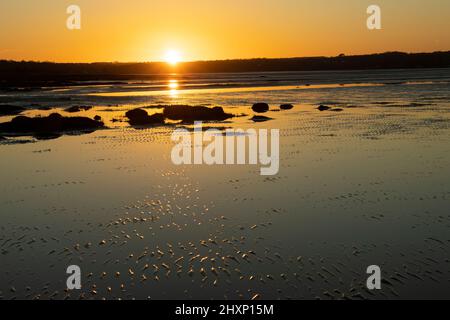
[1,73,450,300]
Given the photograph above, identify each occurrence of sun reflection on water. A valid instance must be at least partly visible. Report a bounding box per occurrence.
[168,79,179,96]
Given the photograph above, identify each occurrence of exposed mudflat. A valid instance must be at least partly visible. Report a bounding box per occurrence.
[1,69,450,300]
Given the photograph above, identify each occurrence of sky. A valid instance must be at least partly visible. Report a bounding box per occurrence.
[0,0,449,62]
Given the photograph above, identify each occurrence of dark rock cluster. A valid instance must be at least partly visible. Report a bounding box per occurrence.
[0,113,104,139]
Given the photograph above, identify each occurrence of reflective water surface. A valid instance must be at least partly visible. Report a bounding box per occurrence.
[1,68,449,299]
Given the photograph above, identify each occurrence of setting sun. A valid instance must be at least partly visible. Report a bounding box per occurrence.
[164,50,182,66]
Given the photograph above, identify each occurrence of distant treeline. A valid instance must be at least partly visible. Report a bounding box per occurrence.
[1,51,450,85]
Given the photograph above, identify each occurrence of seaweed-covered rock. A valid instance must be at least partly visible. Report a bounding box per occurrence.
[65,105,92,113]
[0,113,104,136]
[125,108,165,125]
[317,105,331,111]
[252,103,269,113]
[280,104,294,110]
[163,105,232,122]
[0,105,26,116]
[250,115,273,122]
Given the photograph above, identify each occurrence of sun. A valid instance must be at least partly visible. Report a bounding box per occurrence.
[164,50,182,66]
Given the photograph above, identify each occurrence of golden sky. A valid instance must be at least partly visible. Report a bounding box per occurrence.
[0,0,449,62]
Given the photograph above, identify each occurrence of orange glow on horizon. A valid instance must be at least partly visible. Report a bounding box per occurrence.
[0,1,449,62]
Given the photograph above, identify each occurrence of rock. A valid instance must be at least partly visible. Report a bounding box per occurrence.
[252,103,269,113]
[125,108,147,121]
[0,136,5,140]
[65,105,92,113]
[163,105,232,122]
[0,105,26,116]
[250,115,273,122]
[317,105,343,112]
[125,108,165,125]
[0,113,104,137]
[280,104,294,110]
[317,105,331,111]
[94,115,102,121]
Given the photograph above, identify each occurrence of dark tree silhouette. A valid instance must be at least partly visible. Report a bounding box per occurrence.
[1,51,449,88]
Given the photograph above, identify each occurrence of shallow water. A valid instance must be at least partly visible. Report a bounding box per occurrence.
[1,68,450,300]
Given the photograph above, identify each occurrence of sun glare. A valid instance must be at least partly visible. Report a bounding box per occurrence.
[168,79,179,89]
[168,79,179,96]
[165,50,181,66]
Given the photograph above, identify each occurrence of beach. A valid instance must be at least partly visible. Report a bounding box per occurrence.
[1,68,450,300]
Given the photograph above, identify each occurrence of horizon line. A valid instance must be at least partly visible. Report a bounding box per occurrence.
[2,50,449,65]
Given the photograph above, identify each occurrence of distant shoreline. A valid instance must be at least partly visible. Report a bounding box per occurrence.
[1,51,450,88]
